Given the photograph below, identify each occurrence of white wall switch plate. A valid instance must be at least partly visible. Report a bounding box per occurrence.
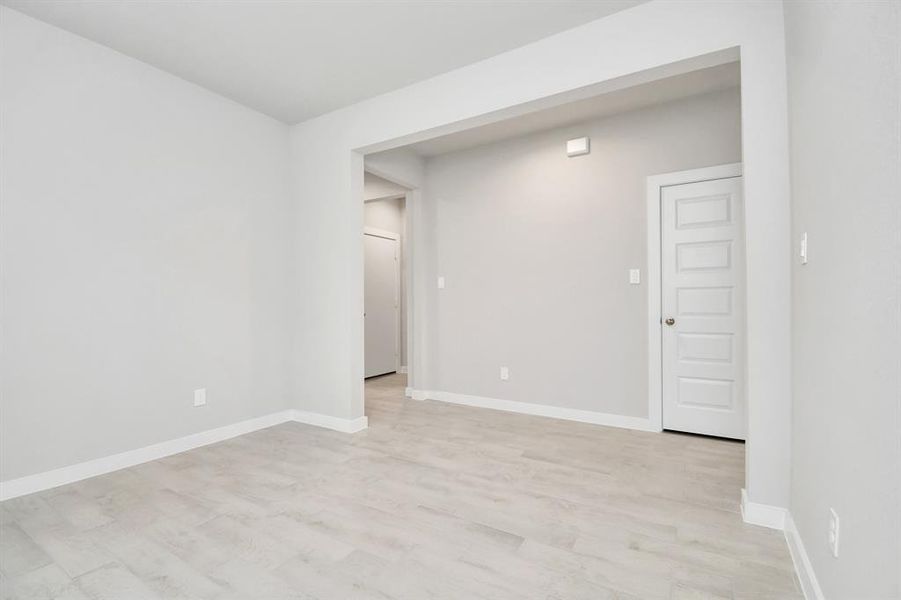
[800,232,808,265]
[194,388,206,407]
[499,366,509,381]
[437,276,445,289]
[828,508,840,557]
[629,268,641,284]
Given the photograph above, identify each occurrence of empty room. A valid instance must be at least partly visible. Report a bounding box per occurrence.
[1,2,898,599]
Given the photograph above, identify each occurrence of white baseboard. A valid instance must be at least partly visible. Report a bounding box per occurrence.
[0,408,367,501]
[740,491,824,599]
[784,513,825,600]
[740,488,788,530]
[410,389,656,432]
[399,366,408,374]
[292,410,368,434]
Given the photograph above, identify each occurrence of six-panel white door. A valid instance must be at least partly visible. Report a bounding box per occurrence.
[661,177,746,439]
[364,232,399,378]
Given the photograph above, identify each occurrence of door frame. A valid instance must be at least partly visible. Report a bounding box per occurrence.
[645,162,743,432]
[364,226,402,375]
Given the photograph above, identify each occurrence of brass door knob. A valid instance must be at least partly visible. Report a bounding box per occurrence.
[665,317,675,326]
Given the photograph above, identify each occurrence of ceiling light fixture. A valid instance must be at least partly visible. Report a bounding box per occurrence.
[566,136,590,157]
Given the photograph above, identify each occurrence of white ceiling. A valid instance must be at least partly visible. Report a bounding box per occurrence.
[404,62,741,157]
[2,0,646,124]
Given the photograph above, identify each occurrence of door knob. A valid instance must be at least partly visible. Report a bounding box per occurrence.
[665,317,675,326]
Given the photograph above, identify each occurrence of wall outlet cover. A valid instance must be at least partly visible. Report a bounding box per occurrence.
[194,388,207,407]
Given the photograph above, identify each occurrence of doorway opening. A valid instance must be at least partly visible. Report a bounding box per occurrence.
[348,43,793,521]
[359,59,750,449]
[362,171,411,384]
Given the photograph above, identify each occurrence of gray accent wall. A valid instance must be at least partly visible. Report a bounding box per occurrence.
[420,89,742,417]
[784,1,901,596]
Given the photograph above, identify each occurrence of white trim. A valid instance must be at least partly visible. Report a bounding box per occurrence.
[0,409,368,501]
[645,163,743,433]
[739,490,824,598]
[784,513,826,600]
[410,389,655,432]
[399,366,408,374]
[740,488,787,530]
[405,386,413,398]
[0,411,291,501]
[292,410,368,434]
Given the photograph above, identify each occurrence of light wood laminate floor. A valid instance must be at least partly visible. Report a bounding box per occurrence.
[1,374,801,599]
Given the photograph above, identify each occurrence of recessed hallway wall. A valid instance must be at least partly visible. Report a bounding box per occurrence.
[420,88,741,418]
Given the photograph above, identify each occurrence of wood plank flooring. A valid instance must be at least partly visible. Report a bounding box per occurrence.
[1,373,801,599]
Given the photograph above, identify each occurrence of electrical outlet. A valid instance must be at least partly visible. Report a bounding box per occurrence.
[194,388,207,407]
[828,508,840,557]
[800,232,808,265]
[629,268,641,285]
[499,366,509,381]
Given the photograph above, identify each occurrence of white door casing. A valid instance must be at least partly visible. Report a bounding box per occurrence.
[661,176,746,439]
[364,229,400,378]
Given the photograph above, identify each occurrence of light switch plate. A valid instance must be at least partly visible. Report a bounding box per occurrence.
[629,269,640,285]
[800,232,808,265]
[194,388,206,407]
[437,276,446,289]
[500,366,509,381]
[828,508,840,557]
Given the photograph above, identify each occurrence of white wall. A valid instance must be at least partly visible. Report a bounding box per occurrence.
[784,1,900,597]
[0,8,293,482]
[421,89,741,416]
[364,196,407,367]
[290,0,793,508]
